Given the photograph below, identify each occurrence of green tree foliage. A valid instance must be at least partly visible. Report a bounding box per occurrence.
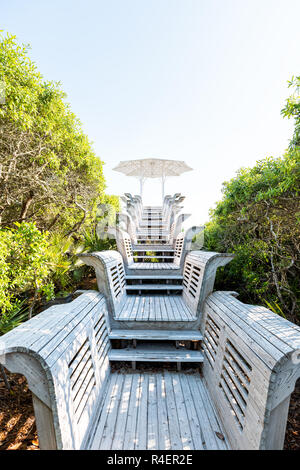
[0,222,72,333]
[0,34,121,333]
[205,79,300,323]
[281,76,300,150]
[0,33,106,234]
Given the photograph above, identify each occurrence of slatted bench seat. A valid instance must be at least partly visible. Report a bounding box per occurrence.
[115,295,196,321]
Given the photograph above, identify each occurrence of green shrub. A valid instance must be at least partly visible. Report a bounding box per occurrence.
[0,222,72,327]
[204,78,300,324]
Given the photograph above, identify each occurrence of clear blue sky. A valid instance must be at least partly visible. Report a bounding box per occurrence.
[2,0,300,226]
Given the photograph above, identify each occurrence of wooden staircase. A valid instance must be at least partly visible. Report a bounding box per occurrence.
[109,329,204,370]
[126,203,184,294]
[108,200,202,369]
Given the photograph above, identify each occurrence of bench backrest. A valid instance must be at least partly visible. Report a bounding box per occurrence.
[114,229,134,266]
[79,251,127,317]
[0,291,111,450]
[201,291,300,449]
[117,213,137,243]
[173,226,203,267]
[115,227,204,269]
[169,213,191,243]
[182,250,234,316]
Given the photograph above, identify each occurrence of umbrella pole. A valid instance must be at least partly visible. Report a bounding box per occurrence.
[139,177,144,198]
[161,176,165,202]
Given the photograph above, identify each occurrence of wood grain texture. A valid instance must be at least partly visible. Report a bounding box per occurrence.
[90,370,228,450]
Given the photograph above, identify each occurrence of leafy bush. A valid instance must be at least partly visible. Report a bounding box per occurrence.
[0,33,106,236]
[0,301,28,335]
[82,228,116,253]
[204,79,300,324]
[0,222,72,330]
[0,33,120,333]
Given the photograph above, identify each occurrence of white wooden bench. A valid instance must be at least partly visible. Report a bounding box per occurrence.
[200,291,300,449]
[0,291,111,449]
[79,249,233,329]
[122,193,184,234]
[115,226,204,274]
[1,287,299,449]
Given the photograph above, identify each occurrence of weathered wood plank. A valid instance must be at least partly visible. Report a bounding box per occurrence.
[156,373,171,450]
[135,374,149,450]
[163,371,182,449]
[147,374,158,449]
[124,373,141,450]
[111,374,133,450]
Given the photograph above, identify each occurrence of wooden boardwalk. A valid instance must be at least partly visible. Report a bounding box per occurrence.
[88,370,229,450]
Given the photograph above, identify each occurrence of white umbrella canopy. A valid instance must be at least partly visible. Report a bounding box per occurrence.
[113,158,193,199]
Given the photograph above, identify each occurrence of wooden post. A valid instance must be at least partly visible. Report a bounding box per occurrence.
[264,395,291,450]
[32,394,57,450]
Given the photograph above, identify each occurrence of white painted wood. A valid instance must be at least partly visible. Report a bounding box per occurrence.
[170,372,194,449]
[108,329,202,341]
[0,291,112,450]
[179,374,204,450]
[147,374,158,449]
[126,284,183,291]
[109,343,204,362]
[32,394,57,450]
[89,372,119,450]
[156,373,171,450]
[99,372,124,450]
[113,295,196,322]
[201,290,300,450]
[135,373,149,449]
[1,204,299,453]
[111,374,133,450]
[163,371,183,450]
[123,372,140,449]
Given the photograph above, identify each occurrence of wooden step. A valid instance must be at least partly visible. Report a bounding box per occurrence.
[141,219,163,221]
[133,247,174,252]
[141,223,165,226]
[134,247,173,250]
[137,232,169,235]
[126,274,183,280]
[139,221,167,225]
[133,255,174,260]
[109,343,204,363]
[109,329,203,341]
[137,237,169,240]
[126,284,183,291]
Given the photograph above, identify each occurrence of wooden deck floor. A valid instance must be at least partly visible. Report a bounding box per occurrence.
[88,370,229,450]
[115,295,197,321]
